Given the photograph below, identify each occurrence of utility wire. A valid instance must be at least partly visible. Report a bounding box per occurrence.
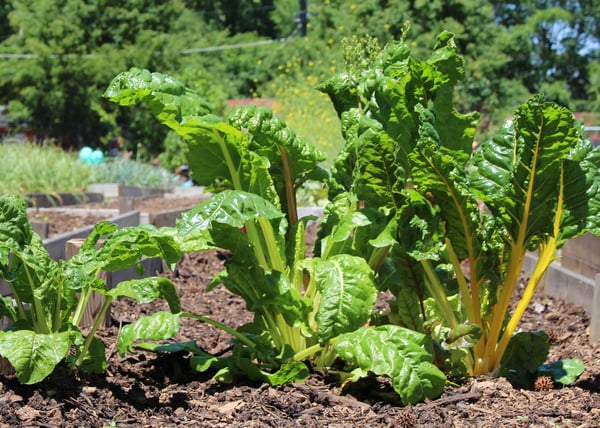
[181,27,298,54]
[0,27,300,58]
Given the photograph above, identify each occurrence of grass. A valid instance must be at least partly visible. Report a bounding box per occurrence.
[0,140,177,195]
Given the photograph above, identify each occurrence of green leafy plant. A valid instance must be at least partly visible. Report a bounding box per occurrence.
[317,31,600,380]
[0,195,181,384]
[105,68,446,404]
[104,29,598,403]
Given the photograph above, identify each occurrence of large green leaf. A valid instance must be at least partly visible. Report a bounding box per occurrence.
[105,68,279,203]
[0,330,75,384]
[107,277,181,313]
[558,139,600,241]
[309,255,377,342]
[228,104,327,186]
[175,190,286,263]
[66,223,180,278]
[178,190,284,233]
[103,67,212,126]
[470,96,587,246]
[0,195,34,263]
[117,311,182,356]
[335,325,446,405]
[499,331,549,388]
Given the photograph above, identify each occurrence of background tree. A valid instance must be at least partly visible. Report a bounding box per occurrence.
[0,0,597,159]
[0,0,188,152]
[493,0,600,111]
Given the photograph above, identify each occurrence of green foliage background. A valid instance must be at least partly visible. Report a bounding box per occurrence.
[0,0,597,169]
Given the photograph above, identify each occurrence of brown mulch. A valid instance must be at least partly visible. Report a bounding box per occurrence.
[2,196,599,427]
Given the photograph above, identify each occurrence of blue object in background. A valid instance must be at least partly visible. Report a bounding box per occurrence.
[79,146,93,163]
[90,149,104,165]
[79,146,104,165]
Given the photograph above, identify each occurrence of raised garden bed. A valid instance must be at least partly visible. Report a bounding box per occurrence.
[2,196,599,426]
[1,245,599,426]
[25,192,104,208]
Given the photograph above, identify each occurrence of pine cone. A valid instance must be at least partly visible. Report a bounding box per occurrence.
[534,376,554,391]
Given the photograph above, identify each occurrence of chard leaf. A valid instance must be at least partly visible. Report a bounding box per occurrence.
[410,104,482,261]
[236,358,309,386]
[117,311,181,356]
[559,140,600,241]
[537,358,584,385]
[0,195,34,260]
[323,32,476,206]
[310,255,377,341]
[335,325,446,405]
[0,329,75,384]
[470,96,588,246]
[190,352,227,374]
[0,296,17,322]
[228,104,327,186]
[107,277,181,313]
[67,223,180,280]
[178,190,284,233]
[103,67,212,125]
[94,224,180,272]
[499,331,549,388]
[318,200,372,258]
[105,68,280,204]
[175,190,287,271]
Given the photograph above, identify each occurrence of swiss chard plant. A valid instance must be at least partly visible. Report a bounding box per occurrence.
[0,194,181,384]
[104,30,597,403]
[317,31,600,383]
[105,68,446,404]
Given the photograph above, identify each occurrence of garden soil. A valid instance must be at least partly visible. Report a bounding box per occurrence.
[3,195,600,427]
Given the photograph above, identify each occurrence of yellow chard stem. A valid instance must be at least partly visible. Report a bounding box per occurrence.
[493,164,565,368]
[478,124,543,375]
[494,239,556,364]
[477,245,525,374]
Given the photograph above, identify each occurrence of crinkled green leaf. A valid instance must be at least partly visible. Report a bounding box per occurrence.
[66,223,180,282]
[559,140,600,241]
[103,67,212,124]
[336,325,446,405]
[228,104,327,185]
[470,96,592,245]
[309,255,377,341]
[107,277,181,313]
[0,296,17,323]
[117,311,182,356]
[0,330,75,384]
[178,190,284,233]
[537,358,585,385]
[105,68,280,204]
[0,195,34,262]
